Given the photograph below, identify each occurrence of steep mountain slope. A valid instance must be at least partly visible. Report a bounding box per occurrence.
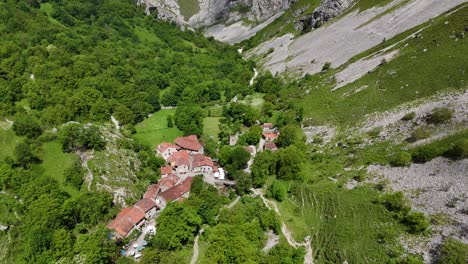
[248,0,466,76]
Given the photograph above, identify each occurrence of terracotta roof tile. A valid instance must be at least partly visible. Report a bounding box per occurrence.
[144,184,160,200]
[108,207,144,237]
[157,142,179,153]
[135,198,157,213]
[167,150,190,167]
[263,123,274,129]
[243,146,255,154]
[160,177,194,202]
[159,174,179,190]
[160,166,173,175]
[192,154,214,168]
[262,132,278,140]
[175,135,202,151]
[264,142,278,151]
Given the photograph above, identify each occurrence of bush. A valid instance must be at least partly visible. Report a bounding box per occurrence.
[406,127,431,143]
[443,139,468,160]
[322,62,331,71]
[267,181,286,202]
[389,151,412,167]
[412,145,440,163]
[403,212,429,233]
[427,108,453,124]
[383,192,410,215]
[12,114,43,139]
[437,238,468,264]
[401,112,416,121]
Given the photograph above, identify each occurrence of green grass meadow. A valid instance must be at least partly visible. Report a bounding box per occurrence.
[279,183,401,263]
[177,0,200,20]
[203,117,221,141]
[134,109,183,148]
[0,126,20,161]
[39,141,79,196]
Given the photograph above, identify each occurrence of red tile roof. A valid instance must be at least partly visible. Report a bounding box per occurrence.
[175,135,202,151]
[167,150,190,167]
[135,198,157,213]
[157,142,179,153]
[213,166,219,172]
[192,154,214,168]
[263,123,274,129]
[243,146,255,154]
[263,132,278,140]
[144,184,160,200]
[160,166,172,175]
[159,174,179,189]
[108,207,145,237]
[160,177,194,202]
[264,142,278,151]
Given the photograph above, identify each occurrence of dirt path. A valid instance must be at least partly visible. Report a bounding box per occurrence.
[249,68,258,86]
[252,188,314,264]
[190,228,205,264]
[78,151,94,191]
[227,196,241,209]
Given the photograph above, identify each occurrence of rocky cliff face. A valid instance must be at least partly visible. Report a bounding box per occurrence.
[295,0,354,32]
[138,0,296,28]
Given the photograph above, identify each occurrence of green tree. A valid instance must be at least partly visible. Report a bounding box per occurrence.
[174,104,204,136]
[15,142,40,168]
[275,145,304,180]
[12,113,42,139]
[267,180,286,202]
[64,160,84,190]
[277,124,304,148]
[154,202,201,250]
[251,150,276,187]
[74,225,118,264]
[219,146,250,173]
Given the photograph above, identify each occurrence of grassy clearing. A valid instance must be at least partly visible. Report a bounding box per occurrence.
[39,141,78,196]
[134,109,183,148]
[239,92,265,109]
[281,183,402,263]
[134,26,163,45]
[299,7,467,127]
[0,124,20,160]
[203,117,221,141]
[177,0,200,20]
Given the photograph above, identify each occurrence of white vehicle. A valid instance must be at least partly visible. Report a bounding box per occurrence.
[134,253,142,259]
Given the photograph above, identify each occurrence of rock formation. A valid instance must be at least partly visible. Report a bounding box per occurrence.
[296,0,354,32]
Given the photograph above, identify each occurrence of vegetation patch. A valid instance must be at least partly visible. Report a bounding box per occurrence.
[134,109,183,148]
[177,0,200,20]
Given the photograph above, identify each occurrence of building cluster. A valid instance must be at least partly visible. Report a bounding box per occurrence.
[108,135,224,238]
[261,123,279,152]
[157,135,225,180]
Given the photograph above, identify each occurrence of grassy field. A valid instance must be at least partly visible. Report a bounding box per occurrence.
[134,109,183,148]
[203,117,221,141]
[177,0,200,20]
[279,183,402,263]
[239,92,265,109]
[298,7,467,127]
[39,141,78,196]
[0,121,20,161]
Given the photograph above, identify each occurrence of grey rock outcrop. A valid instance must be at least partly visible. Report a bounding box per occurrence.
[138,0,297,28]
[299,0,354,32]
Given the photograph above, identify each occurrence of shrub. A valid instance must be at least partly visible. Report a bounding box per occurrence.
[267,181,287,202]
[322,62,331,71]
[12,113,43,139]
[437,238,468,264]
[401,112,416,121]
[383,192,410,215]
[412,145,440,163]
[389,151,412,167]
[403,211,429,233]
[443,139,468,160]
[406,127,431,143]
[427,108,453,124]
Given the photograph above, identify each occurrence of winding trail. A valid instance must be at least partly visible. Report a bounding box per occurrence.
[252,188,314,264]
[190,228,205,264]
[78,151,95,191]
